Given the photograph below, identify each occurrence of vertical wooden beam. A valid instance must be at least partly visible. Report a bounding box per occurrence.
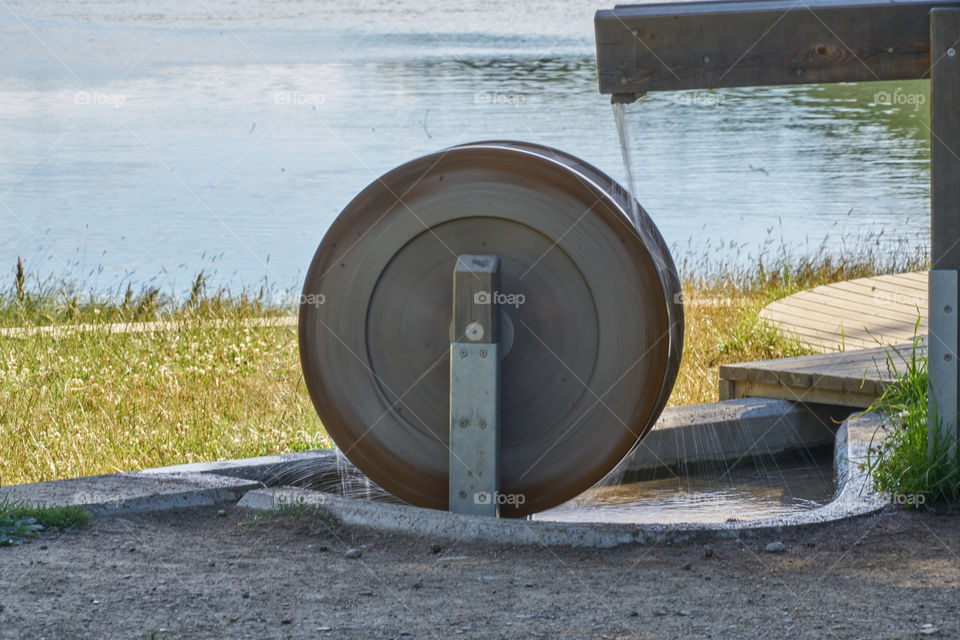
[449,255,501,516]
[452,254,500,343]
[929,9,960,463]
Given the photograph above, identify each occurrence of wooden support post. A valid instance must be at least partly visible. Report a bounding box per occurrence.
[449,255,501,516]
[929,9,960,464]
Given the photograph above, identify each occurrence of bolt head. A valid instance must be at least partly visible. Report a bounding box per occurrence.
[458,490,467,499]
[465,322,485,342]
[948,47,957,58]
[459,349,467,358]
[946,305,953,313]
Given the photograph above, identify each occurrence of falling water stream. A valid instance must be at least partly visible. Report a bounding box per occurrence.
[612,102,644,230]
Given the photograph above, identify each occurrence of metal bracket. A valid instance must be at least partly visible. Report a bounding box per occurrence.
[929,9,960,465]
[449,255,501,516]
[929,270,958,462]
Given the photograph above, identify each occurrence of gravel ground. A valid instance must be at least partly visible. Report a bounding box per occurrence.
[0,505,958,639]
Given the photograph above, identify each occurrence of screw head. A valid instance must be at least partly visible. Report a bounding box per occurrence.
[949,47,957,58]
[479,418,487,429]
[946,305,953,313]
[702,55,710,63]
[458,490,467,499]
[459,349,467,358]
[458,417,470,428]
[946,354,952,362]
[479,349,488,358]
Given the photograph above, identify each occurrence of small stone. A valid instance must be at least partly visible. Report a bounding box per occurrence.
[216,509,226,518]
[524,583,534,588]
[765,541,787,554]
[920,623,938,635]
[345,548,363,559]
[677,610,691,617]
[39,545,47,550]
[654,609,668,617]
[430,543,443,554]
[317,627,332,633]
[122,541,136,553]
[241,592,250,599]
[629,610,639,617]
[281,619,292,625]
[319,545,329,552]
[681,562,692,571]
[702,544,713,558]
[359,590,373,596]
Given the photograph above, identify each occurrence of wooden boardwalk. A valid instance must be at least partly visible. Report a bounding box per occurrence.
[719,341,922,408]
[759,271,927,352]
[720,271,927,408]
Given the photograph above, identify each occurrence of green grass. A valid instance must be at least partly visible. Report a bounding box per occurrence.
[864,329,960,507]
[0,499,90,546]
[1,242,928,485]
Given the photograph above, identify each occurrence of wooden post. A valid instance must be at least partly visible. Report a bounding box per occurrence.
[449,255,501,516]
[929,9,960,463]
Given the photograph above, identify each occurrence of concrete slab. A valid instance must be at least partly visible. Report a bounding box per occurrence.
[237,411,889,547]
[1,398,888,546]
[0,471,261,516]
[621,398,847,475]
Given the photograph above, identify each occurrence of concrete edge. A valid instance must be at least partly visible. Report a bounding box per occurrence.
[0,470,262,518]
[1,401,888,542]
[235,411,891,548]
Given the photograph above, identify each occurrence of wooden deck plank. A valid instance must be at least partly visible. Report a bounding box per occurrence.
[759,271,928,352]
[718,274,926,406]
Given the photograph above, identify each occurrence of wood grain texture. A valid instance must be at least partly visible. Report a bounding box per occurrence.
[759,272,928,351]
[595,0,957,93]
[719,342,918,407]
[452,254,500,344]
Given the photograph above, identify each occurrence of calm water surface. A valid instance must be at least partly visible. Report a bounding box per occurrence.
[0,0,930,295]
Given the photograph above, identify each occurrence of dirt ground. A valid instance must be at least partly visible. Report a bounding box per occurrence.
[0,505,958,640]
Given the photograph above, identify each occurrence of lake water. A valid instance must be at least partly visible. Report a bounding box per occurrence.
[0,0,931,297]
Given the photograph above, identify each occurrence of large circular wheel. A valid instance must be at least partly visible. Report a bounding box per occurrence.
[299,141,683,517]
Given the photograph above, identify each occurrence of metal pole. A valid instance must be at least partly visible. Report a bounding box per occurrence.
[449,254,501,516]
[929,9,960,463]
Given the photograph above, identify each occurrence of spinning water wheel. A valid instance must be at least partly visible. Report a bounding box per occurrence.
[299,141,683,517]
